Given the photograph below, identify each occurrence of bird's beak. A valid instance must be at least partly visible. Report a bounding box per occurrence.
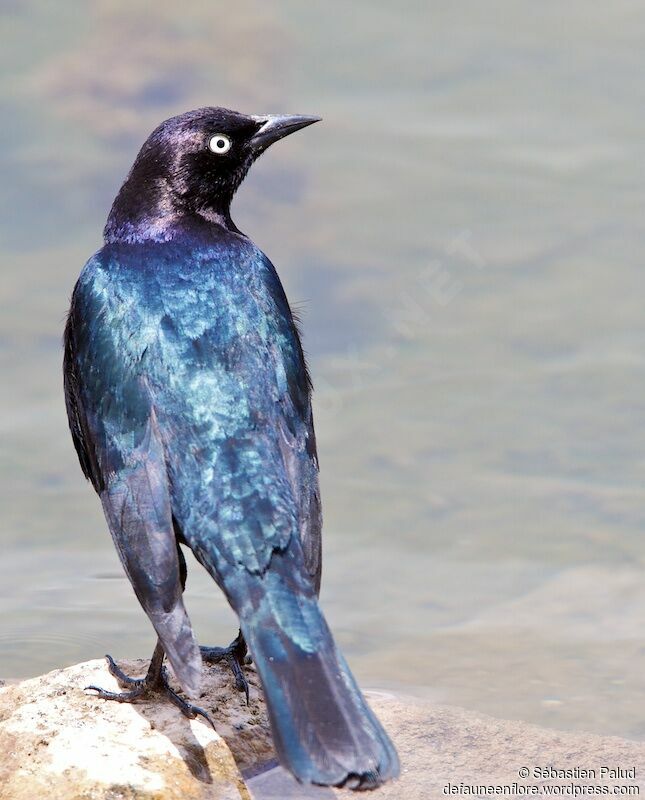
[250,114,321,151]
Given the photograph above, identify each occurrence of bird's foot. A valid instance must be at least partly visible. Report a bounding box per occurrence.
[200,631,250,704]
[85,654,215,729]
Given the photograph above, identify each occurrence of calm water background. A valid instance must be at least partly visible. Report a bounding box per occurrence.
[2,1,645,739]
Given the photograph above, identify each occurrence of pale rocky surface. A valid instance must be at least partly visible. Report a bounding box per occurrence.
[1,660,645,799]
[0,658,271,800]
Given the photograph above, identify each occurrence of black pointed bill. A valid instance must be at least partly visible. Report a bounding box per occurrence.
[250,114,321,150]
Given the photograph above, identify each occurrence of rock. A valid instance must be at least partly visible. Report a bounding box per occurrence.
[2,661,645,799]
[0,657,273,800]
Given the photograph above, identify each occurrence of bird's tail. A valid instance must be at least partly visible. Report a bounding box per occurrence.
[229,555,399,790]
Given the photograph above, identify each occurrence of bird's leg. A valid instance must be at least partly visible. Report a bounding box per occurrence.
[201,629,250,704]
[85,639,215,729]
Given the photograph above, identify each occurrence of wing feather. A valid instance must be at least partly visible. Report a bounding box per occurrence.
[64,263,201,696]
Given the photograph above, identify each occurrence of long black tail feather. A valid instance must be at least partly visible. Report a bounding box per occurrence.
[232,561,399,789]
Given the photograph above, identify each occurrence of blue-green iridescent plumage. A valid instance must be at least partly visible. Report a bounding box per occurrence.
[63,107,398,789]
[73,232,315,573]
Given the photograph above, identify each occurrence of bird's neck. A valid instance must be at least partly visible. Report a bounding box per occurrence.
[104,184,239,244]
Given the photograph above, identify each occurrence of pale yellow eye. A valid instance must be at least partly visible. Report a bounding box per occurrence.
[208,134,232,154]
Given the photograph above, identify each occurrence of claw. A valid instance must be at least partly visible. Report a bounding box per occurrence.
[200,631,250,703]
[188,704,217,730]
[84,649,215,728]
[85,684,145,703]
[105,653,139,686]
[160,669,217,728]
[230,659,250,704]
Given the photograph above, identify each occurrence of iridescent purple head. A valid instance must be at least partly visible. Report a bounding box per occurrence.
[104,107,320,243]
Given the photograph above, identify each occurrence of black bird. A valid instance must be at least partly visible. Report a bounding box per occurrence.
[63,107,399,789]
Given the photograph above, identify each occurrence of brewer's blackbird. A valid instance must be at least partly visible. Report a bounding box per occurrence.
[63,107,399,789]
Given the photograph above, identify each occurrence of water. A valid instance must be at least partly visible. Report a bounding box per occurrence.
[2,0,645,739]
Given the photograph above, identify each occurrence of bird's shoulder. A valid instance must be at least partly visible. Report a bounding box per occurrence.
[68,230,311,417]
[73,231,291,326]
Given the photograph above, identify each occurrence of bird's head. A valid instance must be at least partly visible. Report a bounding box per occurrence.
[104,107,321,243]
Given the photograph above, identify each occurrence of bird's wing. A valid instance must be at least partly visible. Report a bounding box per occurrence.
[270,288,322,594]
[277,395,322,593]
[63,258,202,696]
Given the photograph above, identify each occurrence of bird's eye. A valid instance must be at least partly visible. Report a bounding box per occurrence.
[208,134,232,154]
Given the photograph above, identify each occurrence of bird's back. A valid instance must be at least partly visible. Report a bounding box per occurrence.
[67,227,317,584]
